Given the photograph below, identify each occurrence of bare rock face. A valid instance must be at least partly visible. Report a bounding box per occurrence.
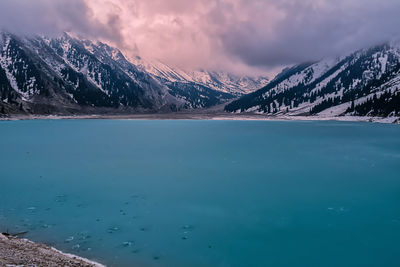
[0,234,104,267]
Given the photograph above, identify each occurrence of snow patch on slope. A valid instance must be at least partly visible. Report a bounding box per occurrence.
[129,55,269,95]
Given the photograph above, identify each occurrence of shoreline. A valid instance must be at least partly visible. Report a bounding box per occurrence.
[0,113,399,124]
[0,233,105,266]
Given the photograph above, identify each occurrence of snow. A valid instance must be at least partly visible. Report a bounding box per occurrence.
[53,38,109,95]
[310,62,349,94]
[384,75,400,93]
[129,55,268,95]
[378,54,388,75]
[83,43,95,54]
[245,105,261,112]
[309,58,341,82]
[0,35,35,101]
[318,102,351,116]
[351,78,361,89]
[0,37,19,92]
[262,58,341,99]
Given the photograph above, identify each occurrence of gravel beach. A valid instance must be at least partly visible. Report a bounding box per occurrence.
[0,234,105,267]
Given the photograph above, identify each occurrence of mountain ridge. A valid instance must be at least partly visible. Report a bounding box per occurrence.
[0,31,267,115]
[225,43,400,118]
[1,31,399,119]
[129,55,269,95]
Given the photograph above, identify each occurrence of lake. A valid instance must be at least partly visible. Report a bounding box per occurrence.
[0,119,400,266]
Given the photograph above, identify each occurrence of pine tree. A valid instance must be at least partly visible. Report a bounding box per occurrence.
[1,90,6,100]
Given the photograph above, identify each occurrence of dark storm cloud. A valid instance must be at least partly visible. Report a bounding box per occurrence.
[218,0,400,67]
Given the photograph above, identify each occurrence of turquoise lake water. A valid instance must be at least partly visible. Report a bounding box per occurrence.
[0,120,400,266]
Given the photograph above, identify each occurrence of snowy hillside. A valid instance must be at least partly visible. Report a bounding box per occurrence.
[225,43,400,118]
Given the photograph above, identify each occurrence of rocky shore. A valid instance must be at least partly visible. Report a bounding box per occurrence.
[0,234,105,267]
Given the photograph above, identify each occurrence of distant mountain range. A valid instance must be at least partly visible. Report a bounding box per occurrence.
[0,31,268,115]
[129,56,268,96]
[1,31,399,119]
[225,44,400,118]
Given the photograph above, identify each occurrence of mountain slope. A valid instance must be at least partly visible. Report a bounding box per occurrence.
[1,32,267,115]
[130,56,269,96]
[0,32,81,114]
[0,32,176,114]
[129,56,268,109]
[225,44,400,118]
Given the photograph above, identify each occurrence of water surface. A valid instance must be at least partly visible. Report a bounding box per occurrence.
[0,120,399,266]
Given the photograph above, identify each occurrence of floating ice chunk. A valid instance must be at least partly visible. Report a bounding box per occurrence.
[182,225,194,230]
[55,195,68,203]
[107,227,120,234]
[122,241,133,247]
[65,236,74,243]
[78,233,91,240]
[327,207,349,213]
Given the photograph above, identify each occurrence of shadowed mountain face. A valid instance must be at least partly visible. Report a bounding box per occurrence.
[225,44,400,117]
[0,32,268,115]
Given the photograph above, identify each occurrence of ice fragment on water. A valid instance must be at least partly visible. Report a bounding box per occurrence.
[65,236,74,243]
[122,241,134,247]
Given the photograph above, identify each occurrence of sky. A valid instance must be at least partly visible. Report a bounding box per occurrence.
[1,0,400,76]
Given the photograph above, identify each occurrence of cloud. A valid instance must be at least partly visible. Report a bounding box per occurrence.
[83,0,400,73]
[0,0,122,41]
[1,0,400,75]
[218,0,400,67]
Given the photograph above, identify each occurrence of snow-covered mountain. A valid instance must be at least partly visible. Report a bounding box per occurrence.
[0,32,268,115]
[129,56,268,95]
[4,30,398,119]
[225,44,400,117]
[0,32,178,114]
